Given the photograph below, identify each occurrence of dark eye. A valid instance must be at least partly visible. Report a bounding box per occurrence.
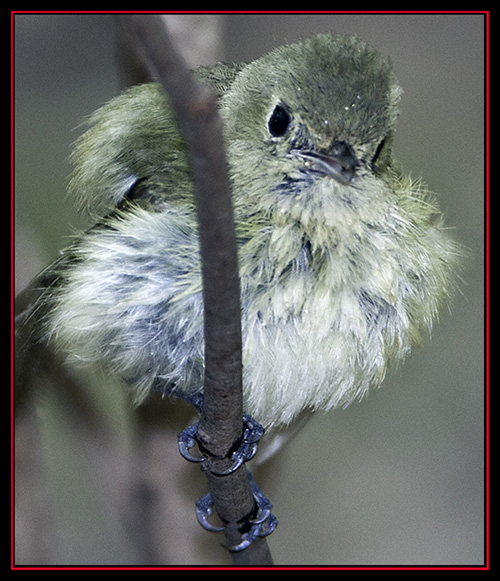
[268,105,291,137]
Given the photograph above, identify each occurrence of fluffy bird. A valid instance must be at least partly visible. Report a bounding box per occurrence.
[16,34,460,430]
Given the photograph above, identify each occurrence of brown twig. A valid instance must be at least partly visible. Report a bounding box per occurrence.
[120,15,274,565]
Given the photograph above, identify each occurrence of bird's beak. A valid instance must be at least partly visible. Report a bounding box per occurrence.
[295,143,356,185]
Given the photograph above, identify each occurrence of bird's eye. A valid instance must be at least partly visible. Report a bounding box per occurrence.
[268,105,292,137]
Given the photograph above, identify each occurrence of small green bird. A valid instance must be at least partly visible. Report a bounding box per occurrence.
[16,34,460,430]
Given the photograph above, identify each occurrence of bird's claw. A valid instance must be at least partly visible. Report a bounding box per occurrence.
[195,493,224,533]
[177,413,265,475]
[177,423,204,464]
[195,477,278,551]
[228,477,278,552]
[211,414,265,476]
[179,413,276,550]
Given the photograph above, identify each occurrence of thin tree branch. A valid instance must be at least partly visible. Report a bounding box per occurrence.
[120,15,274,565]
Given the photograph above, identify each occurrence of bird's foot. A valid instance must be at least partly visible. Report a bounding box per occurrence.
[178,413,264,475]
[195,476,278,552]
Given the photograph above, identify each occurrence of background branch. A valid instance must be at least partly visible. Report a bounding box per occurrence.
[121,15,274,565]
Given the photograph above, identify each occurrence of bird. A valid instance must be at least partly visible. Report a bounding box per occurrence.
[15,33,460,432]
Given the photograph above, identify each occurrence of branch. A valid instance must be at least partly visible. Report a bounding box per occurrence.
[120,15,274,565]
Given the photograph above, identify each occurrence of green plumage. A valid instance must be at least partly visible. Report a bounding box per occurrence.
[18,34,460,429]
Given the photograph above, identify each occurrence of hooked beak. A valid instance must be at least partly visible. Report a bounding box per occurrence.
[295,142,356,185]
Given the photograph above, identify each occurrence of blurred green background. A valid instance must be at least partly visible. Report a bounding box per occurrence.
[13,13,485,566]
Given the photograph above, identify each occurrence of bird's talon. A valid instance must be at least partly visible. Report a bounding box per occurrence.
[195,493,224,533]
[242,413,265,445]
[180,415,276,550]
[227,477,278,551]
[178,423,204,464]
[193,477,278,551]
[227,513,278,552]
[181,414,265,476]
